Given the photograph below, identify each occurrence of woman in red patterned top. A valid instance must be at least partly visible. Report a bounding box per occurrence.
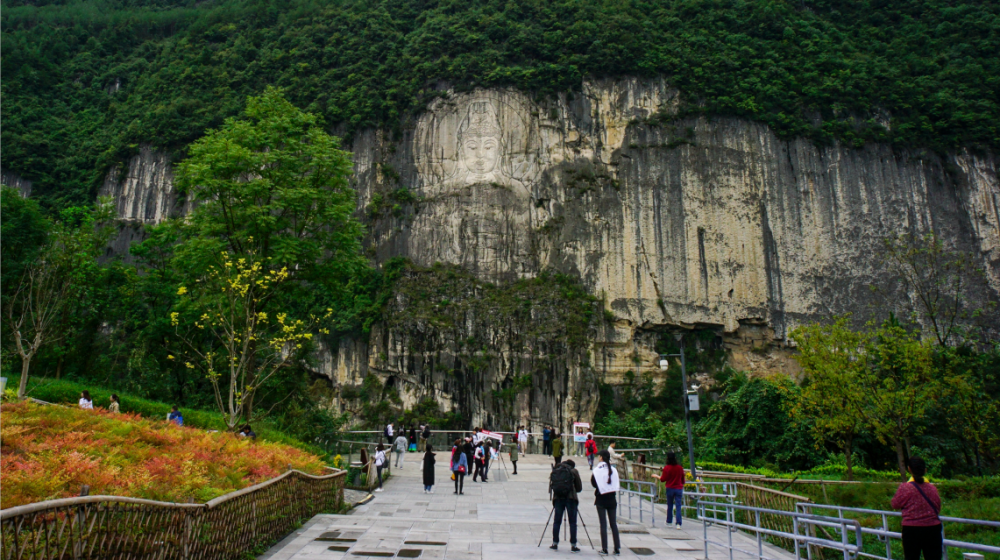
[890,457,942,560]
[659,452,686,529]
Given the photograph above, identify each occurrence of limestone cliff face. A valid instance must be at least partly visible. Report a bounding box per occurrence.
[339,78,998,429]
[1,168,33,197]
[49,78,1000,430]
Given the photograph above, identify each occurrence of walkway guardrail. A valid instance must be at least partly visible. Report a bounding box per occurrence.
[796,503,1000,560]
[0,468,347,560]
[618,479,658,525]
[698,501,864,560]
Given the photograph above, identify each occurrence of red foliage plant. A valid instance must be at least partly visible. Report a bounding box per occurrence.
[0,401,325,508]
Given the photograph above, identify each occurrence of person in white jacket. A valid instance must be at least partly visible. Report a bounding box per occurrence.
[607,441,623,461]
[394,434,409,468]
[518,427,529,454]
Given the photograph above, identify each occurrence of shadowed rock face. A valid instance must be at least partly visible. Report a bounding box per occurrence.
[59,78,1000,428]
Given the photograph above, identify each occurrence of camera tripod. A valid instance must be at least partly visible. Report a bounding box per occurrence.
[536,496,595,550]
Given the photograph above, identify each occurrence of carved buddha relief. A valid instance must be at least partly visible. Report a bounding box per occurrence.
[414,93,545,198]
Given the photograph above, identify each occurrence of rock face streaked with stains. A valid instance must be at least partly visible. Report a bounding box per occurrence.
[52,78,1000,429]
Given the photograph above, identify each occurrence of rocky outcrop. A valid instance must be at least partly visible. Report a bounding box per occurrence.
[1,168,32,197]
[97,144,185,260]
[37,77,998,429]
[340,78,999,427]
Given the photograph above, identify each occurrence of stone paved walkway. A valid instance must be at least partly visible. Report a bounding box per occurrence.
[260,453,796,560]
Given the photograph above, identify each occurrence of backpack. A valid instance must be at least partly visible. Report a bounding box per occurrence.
[550,464,576,499]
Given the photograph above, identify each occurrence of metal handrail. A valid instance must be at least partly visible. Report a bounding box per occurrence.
[698,501,864,560]
[796,503,1000,560]
[618,479,658,525]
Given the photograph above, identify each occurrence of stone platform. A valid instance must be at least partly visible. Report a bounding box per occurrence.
[259,453,795,560]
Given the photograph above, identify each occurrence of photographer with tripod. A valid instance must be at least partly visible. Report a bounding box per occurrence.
[547,459,583,552]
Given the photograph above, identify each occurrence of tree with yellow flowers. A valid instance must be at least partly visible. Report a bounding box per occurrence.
[171,252,332,430]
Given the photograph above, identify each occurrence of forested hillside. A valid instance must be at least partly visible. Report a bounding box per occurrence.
[3,0,998,209]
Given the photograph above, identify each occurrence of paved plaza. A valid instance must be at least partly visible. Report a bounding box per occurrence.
[260,453,795,560]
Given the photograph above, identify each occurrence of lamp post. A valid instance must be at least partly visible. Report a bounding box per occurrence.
[659,333,698,479]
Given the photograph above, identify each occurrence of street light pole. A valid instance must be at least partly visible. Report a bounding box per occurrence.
[659,334,698,480]
[677,338,698,480]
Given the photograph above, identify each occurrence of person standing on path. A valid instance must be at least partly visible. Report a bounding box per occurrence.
[384,422,394,444]
[592,450,621,555]
[510,438,520,475]
[108,394,120,413]
[451,439,468,494]
[422,444,436,493]
[549,459,583,552]
[394,433,408,468]
[408,426,417,452]
[420,424,431,451]
[463,438,475,478]
[552,431,564,465]
[472,441,485,482]
[607,441,622,462]
[481,439,492,482]
[659,452,686,528]
[891,457,943,560]
[584,433,598,469]
[518,426,529,454]
[543,426,552,456]
[374,443,387,492]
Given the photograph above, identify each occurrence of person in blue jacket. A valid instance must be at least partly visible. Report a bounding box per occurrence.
[450,439,468,495]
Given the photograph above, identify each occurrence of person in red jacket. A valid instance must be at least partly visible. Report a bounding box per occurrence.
[659,452,686,529]
[891,457,943,560]
[584,433,599,469]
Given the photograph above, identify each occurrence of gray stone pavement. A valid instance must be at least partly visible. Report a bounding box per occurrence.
[260,453,796,560]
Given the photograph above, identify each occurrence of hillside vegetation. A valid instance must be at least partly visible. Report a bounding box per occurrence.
[3,0,998,208]
[0,400,327,508]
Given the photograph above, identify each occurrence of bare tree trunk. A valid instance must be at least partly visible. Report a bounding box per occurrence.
[844,434,854,481]
[18,354,32,400]
[895,439,908,480]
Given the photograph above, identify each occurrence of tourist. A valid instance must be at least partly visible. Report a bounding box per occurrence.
[543,425,552,456]
[420,424,431,450]
[394,432,408,468]
[891,457,942,560]
[374,443,387,492]
[510,437,519,475]
[409,425,417,452]
[575,420,585,457]
[168,406,183,426]
[660,452,686,528]
[423,444,436,494]
[592,450,621,555]
[481,439,492,482]
[518,426,528,454]
[79,391,94,410]
[607,441,622,462]
[384,422,394,443]
[451,439,468,494]
[552,430,564,465]
[472,441,485,482]
[108,394,120,413]
[238,425,257,440]
[585,433,598,469]
[463,437,475,476]
[548,459,583,552]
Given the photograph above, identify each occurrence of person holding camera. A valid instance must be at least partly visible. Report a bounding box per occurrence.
[548,459,583,552]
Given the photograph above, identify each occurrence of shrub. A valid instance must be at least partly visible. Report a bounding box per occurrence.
[0,401,327,508]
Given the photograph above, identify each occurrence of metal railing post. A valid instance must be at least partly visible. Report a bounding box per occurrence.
[755,510,763,560]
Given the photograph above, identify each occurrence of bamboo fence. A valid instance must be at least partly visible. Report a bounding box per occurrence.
[0,468,346,560]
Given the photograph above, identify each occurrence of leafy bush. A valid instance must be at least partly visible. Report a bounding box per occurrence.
[0,401,327,507]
